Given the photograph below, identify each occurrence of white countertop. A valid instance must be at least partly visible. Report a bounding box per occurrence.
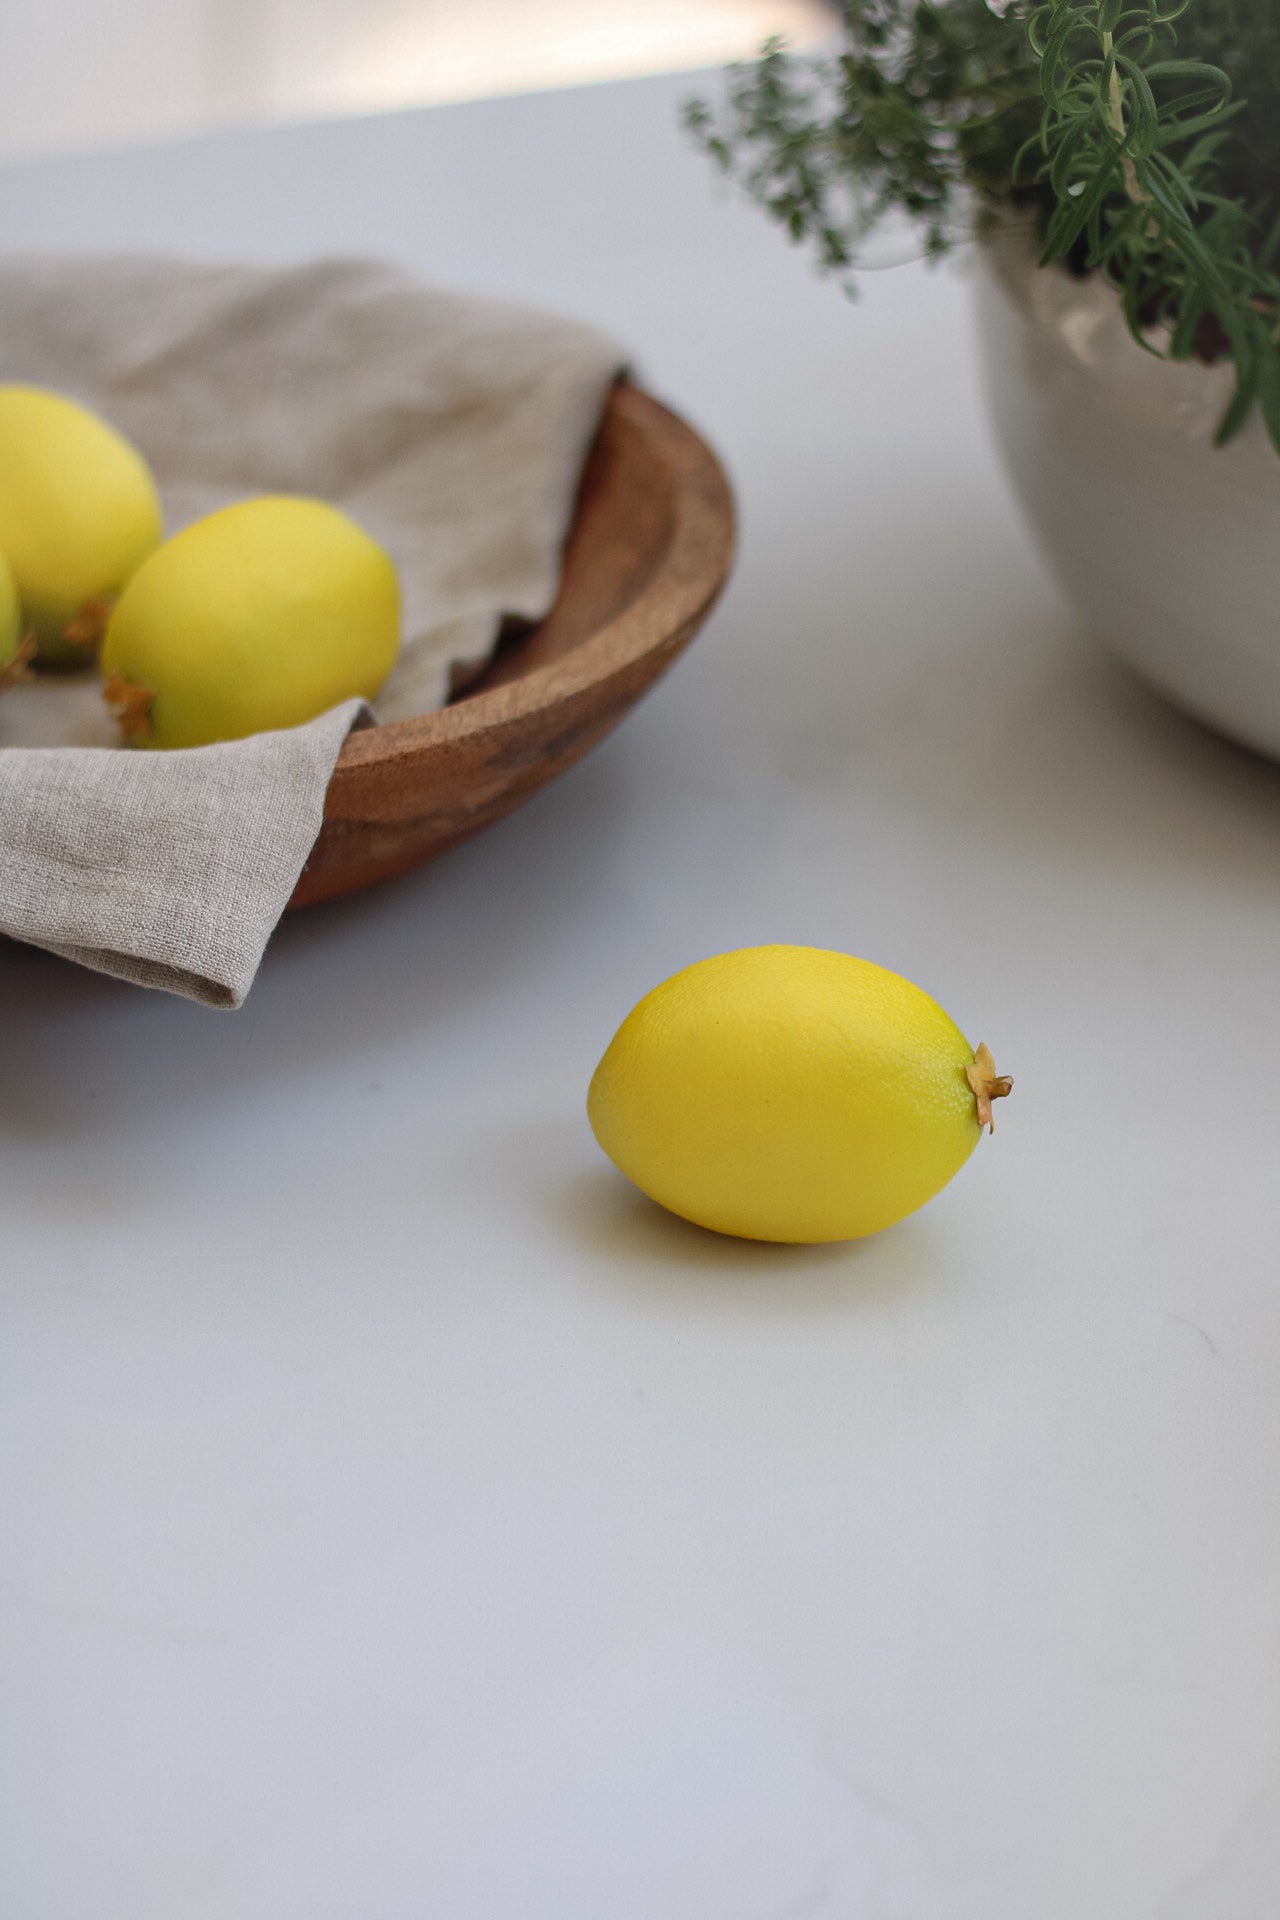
[2,69,1279,1920]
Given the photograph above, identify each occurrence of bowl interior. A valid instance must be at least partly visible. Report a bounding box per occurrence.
[454,381,677,698]
[291,383,734,907]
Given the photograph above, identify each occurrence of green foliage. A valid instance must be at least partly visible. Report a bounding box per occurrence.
[685,0,1280,449]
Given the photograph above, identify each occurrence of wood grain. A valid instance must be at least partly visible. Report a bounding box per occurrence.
[288,382,735,909]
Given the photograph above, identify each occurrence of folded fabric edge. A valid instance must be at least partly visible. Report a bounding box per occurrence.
[0,698,369,1010]
[13,935,243,1009]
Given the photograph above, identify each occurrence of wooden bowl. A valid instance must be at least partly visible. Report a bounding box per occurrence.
[288,382,734,908]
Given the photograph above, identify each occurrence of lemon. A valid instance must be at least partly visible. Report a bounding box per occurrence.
[0,384,163,667]
[0,550,26,687]
[587,946,1011,1243]
[101,496,401,749]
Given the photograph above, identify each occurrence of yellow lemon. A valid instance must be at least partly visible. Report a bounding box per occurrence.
[587,946,1011,1243]
[0,384,163,667]
[101,496,401,749]
[0,550,26,686]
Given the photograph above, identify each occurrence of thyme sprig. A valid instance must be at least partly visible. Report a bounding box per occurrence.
[686,0,1280,449]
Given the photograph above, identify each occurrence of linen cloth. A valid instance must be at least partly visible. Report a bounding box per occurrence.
[0,255,624,1005]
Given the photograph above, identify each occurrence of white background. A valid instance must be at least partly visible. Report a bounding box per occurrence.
[0,0,831,159]
[2,65,1279,1920]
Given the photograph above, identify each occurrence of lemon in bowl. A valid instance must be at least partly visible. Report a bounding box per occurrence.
[0,384,163,667]
[0,550,28,687]
[102,496,401,749]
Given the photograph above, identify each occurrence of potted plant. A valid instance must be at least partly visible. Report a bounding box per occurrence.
[687,0,1280,757]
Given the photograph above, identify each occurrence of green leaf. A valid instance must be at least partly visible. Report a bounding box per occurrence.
[1256,345,1280,456]
[1141,58,1231,94]
[1169,287,1207,357]
[1215,356,1258,445]
[1041,155,1121,262]
[1120,256,1165,353]
[1155,103,1244,149]
[1114,54,1160,156]
[1049,114,1094,195]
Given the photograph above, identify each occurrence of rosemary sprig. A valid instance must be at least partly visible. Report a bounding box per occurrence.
[686,0,1280,450]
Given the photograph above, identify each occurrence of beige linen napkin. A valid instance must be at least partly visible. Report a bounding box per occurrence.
[0,255,625,1005]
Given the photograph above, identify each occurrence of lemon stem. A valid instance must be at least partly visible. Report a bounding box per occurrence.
[966,1042,1013,1134]
[103,671,156,745]
[0,633,35,694]
[63,596,115,656]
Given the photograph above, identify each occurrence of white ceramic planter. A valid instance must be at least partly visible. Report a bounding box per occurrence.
[975,230,1280,758]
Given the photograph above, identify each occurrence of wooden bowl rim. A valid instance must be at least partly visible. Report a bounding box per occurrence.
[332,382,733,772]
